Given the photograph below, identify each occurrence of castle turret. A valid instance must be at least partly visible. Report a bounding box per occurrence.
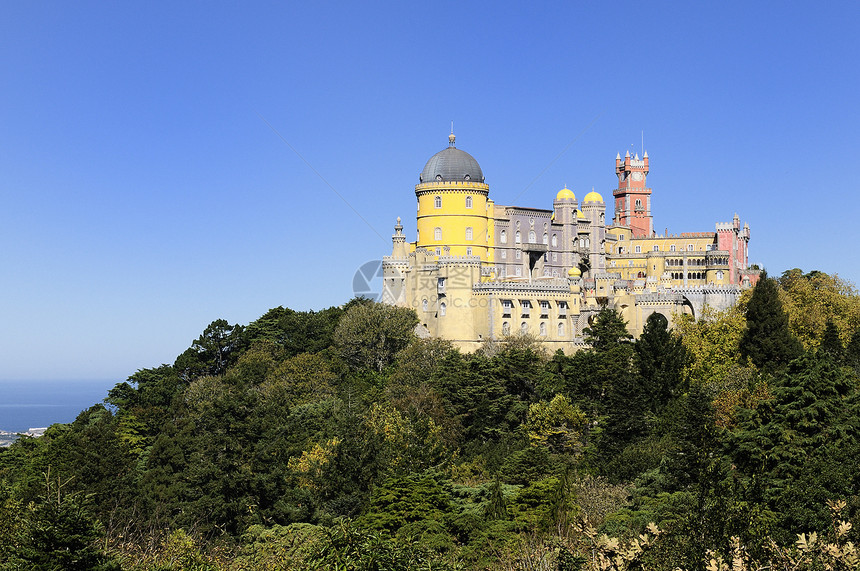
[391,217,407,258]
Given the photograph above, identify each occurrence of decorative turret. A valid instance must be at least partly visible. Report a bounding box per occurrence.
[392,217,408,258]
[613,149,653,237]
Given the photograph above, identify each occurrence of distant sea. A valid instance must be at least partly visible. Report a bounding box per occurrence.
[0,379,119,433]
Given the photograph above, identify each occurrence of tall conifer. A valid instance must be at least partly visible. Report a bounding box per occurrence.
[635,312,688,414]
[739,271,803,368]
[818,319,844,362]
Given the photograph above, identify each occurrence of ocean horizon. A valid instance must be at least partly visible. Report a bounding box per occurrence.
[0,379,119,433]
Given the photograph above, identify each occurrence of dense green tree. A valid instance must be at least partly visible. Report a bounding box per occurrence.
[779,268,860,350]
[818,319,844,362]
[846,327,860,372]
[583,308,632,350]
[635,312,689,415]
[358,473,453,534]
[524,394,586,455]
[9,476,118,570]
[725,353,860,542]
[388,338,455,389]
[306,518,458,570]
[334,302,418,373]
[739,271,803,369]
[674,302,748,388]
[430,350,530,445]
[263,351,338,407]
[660,386,720,491]
[245,305,345,357]
[174,319,245,380]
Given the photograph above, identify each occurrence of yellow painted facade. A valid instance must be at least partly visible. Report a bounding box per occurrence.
[415,181,492,259]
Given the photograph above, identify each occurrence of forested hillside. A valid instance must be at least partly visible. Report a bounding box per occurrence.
[2,270,860,570]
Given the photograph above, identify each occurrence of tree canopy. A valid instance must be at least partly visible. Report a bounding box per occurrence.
[2,275,859,570]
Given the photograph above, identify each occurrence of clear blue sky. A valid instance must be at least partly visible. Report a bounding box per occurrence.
[1,1,858,381]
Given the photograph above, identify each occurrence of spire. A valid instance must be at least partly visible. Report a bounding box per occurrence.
[448,122,455,147]
[616,152,621,160]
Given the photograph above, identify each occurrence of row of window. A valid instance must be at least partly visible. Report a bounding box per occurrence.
[666,258,707,266]
[433,227,475,241]
[434,196,474,208]
[502,321,566,337]
[618,243,701,254]
[499,230,559,246]
[669,271,724,280]
[430,247,475,256]
[501,299,569,316]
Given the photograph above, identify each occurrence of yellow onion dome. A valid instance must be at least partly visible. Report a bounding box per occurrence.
[567,267,581,278]
[555,186,576,201]
[583,190,604,203]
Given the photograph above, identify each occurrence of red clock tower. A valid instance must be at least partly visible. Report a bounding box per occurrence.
[613,150,653,237]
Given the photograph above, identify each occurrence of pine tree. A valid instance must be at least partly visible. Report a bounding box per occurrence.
[739,271,803,368]
[818,319,844,362]
[846,328,860,372]
[583,308,632,351]
[635,312,689,414]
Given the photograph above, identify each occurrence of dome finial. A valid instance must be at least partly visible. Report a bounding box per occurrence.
[448,121,455,147]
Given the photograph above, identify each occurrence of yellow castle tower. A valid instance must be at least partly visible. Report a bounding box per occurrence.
[415,132,494,261]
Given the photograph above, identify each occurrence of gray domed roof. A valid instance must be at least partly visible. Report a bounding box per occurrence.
[419,135,484,183]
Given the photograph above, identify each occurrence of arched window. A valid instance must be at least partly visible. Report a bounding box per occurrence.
[558,322,565,336]
[434,227,442,240]
[635,199,642,207]
[585,238,590,248]
[539,322,547,336]
[466,247,472,256]
[501,230,507,243]
[716,270,724,280]
[521,322,528,333]
[551,234,558,247]
[529,230,536,243]
[422,299,428,312]
[515,231,521,243]
[465,196,473,208]
[670,244,676,252]
[439,302,446,316]
[688,244,694,251]
[543,233,548,244]
[465,227,473,240]
[502,322,510,335]
[434,196,442,208]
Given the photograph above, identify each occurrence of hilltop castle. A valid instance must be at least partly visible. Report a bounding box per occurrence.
[382,133,756,351]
